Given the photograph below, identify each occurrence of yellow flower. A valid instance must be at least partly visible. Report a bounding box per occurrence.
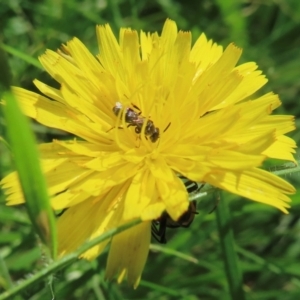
[1,19,296,288]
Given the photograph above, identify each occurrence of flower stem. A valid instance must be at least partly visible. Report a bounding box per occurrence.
[215,191,246,300]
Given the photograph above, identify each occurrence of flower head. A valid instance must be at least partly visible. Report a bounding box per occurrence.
[1,19,296,288]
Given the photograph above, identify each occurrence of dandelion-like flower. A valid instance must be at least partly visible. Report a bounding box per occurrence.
[1,19,296,288]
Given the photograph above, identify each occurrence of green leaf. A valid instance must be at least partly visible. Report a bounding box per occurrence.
[1,90,57,259]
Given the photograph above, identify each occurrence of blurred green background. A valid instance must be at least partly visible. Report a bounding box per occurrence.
[1,0,300,299]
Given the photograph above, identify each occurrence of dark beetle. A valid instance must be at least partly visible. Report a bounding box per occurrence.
[151,178,203,244]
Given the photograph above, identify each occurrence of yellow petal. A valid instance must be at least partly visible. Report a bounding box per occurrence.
[205,168,295,213]
[105,221,151,289]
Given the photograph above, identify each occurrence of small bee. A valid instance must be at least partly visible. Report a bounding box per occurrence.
[112,102,167,143]
[151,178,204,244]
[112,102,142,125]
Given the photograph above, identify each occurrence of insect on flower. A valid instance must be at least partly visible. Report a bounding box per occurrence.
[112,102,170,142]
[151,178,203,244]
[0,19,296,289]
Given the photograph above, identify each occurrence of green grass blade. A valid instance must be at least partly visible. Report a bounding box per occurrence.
[2,90,57,259]
[0,43,42,69]
[215,191,246,300]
